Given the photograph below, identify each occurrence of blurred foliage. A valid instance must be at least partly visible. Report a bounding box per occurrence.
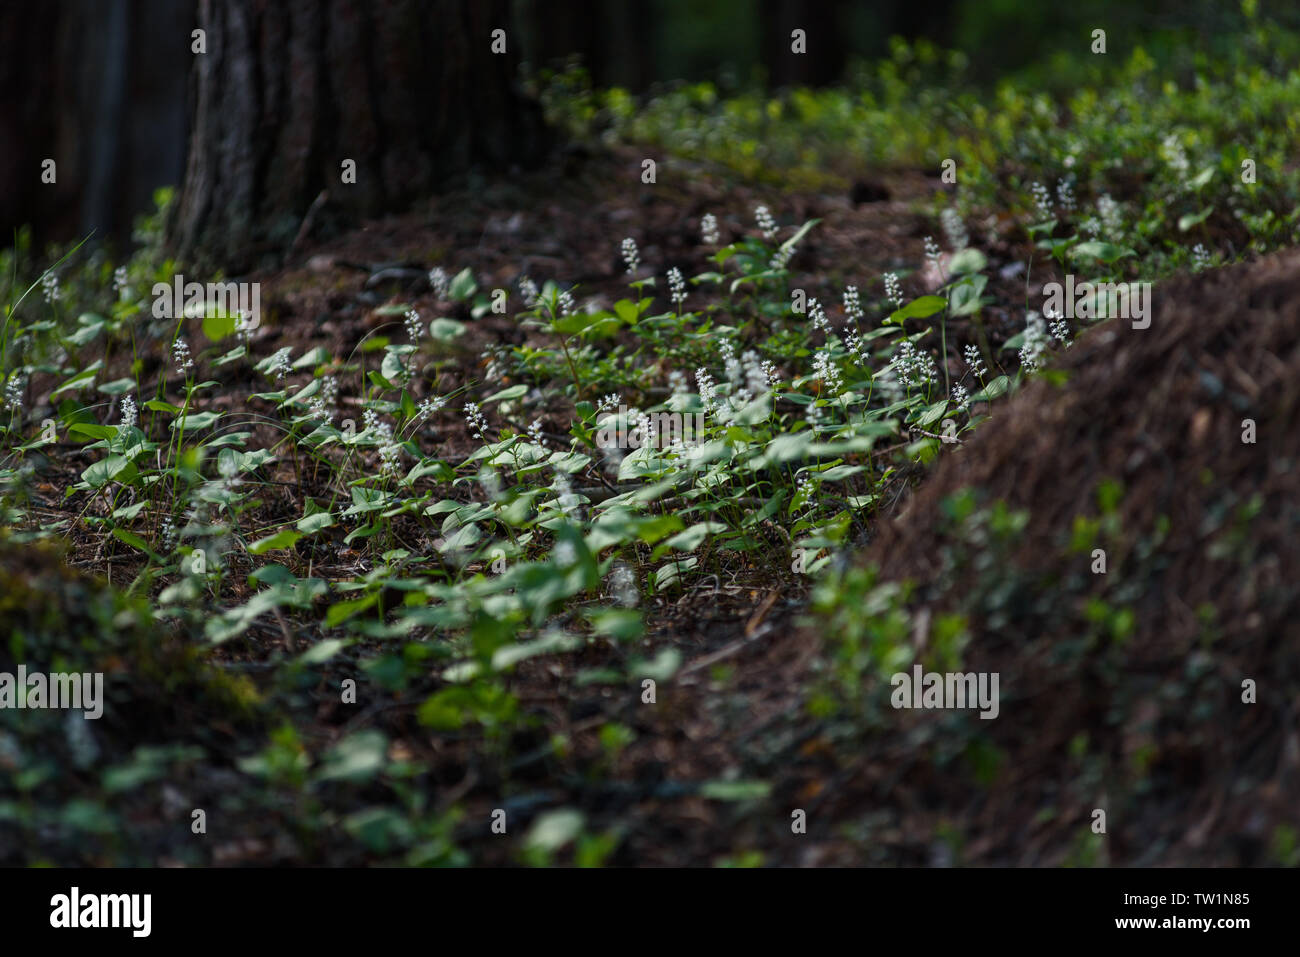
[540,14,1300,273]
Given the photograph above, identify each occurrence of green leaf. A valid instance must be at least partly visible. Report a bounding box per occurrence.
[293,347,331,369]
[816,464,866,482]
[586,609,644,641]
[380,350,406,382]
[111,527,155,557]
[631,647,681,682]
[949,274,988,317]
[428,317,465,341]
[657,521,727,556]
[326,593,380,627]
[947,247,987,275]
[524,809,585,854]
[202,312,237,342]
[170,411,221,431]
[68,423,116,441]
[969,374,1011,403]
[888,295,947,323]
[484,384,528,404]
[1178,206,1214,231]
[315,730,387,783]
[448,268,477,301]
[1070,242,1136,265]
[249,530,302,554]
[96,377,137,396]
[297,512,336,534]
[81,455,138,489]
[700,780,771,801]
[299,639,347,665]
[51,367,99,397]
[776,218,820,255]
[915,399,949,428]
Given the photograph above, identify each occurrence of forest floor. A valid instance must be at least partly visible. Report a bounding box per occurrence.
[5,139,1298,867]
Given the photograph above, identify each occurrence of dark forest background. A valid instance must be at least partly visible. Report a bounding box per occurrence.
[3,0,1284,251]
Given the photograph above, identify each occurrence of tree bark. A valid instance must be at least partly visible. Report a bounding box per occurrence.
[167,0,549,275]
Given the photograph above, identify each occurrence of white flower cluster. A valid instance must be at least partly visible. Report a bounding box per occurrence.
[892,339,938,389]
[1045,302,1070,345]
[119,394,138,428]
[701,213,720,246]
[610,562,638,607]
[1030,181,1053,220]
[363,408,402,474]
[41,272,61,304]
[553,540,577,566]
[173,338,194,374]
[234,310,254,344]
[719,339,742,384]
[739,349,770,403]
[924,235,943,264]
[4,375,25,411]
[951,383,969,409]
[1050,317,1071,345]
[417,394,446,421]
[795,472,813,509]
[621,237,640,274]
[668,266,687,309]
[1160,133,1190,179]
[405,309,423,341]
[519,276,540,308]
[755,205,777,240]
[940,208,969,251]
[808,297,830,334]
[695,368,718,414]
[1192,243,1212,272]
[1019,311,1051,372]
[1097,193,1123,235]
[883,272,904,309]
[769,243,794,271]
[1056,178,1076,213]
[842,285,862,322]
[267,346,292,380]
[463,401,488,441]
[429,267,450,299]
[813,349,843,395]
[309,376,339,423]
[482,342,509,381]
[552,470,582,518]
[844,327,867,365]
[963,344,986,379]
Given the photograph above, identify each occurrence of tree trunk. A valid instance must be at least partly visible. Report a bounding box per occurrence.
[167,0,550,275]
[0,1,192,250]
